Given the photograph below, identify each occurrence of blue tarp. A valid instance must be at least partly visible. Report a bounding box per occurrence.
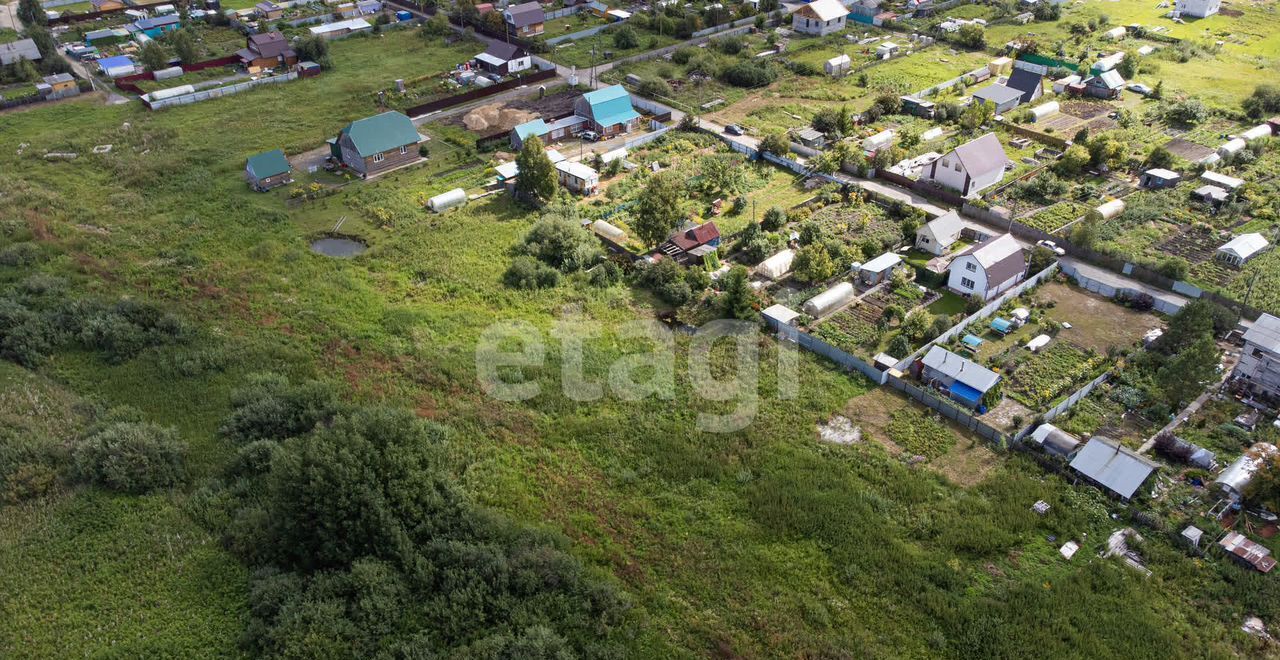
[949,380,984,408]
[990,318,1013,334]
[962,334,984,348]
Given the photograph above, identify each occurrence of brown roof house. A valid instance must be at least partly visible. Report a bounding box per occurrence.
[947,233,1026,301]
[328,111,426,178]
[504,2,545,37]
[237,32,297,73]
[658,221,721,265]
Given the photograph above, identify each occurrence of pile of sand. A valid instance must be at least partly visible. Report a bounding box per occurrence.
[462,103,537,133]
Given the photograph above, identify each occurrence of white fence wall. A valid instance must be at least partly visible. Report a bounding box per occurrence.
[148,71,297,109]
[623,122,675,148]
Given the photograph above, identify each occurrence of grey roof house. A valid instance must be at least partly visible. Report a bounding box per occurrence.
[1069,436,1159,500]
[972,83,1024,113]
[0,38,41,66]
[918,345,1002,410]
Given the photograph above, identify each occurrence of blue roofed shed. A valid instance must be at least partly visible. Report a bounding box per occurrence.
[962,334,984,348]
[511,118,549,149]
[949,381,984,409]
[990,317,1013,334]
[135,14,181,37]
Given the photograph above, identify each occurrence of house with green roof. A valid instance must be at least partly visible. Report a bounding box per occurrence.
[328,111,426,178]
[572,85,641,138]
[245,149,293,191]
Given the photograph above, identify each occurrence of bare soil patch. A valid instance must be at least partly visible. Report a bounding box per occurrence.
[1163,137,1215,162]
[1038,281,1163,354]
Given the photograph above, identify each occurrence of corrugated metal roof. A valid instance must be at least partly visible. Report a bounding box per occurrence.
[861,252,901,273]
[1244,313,1280,353]
[974,83,1023,106]
[921,345,1001,393]
[1069,437,1158,500]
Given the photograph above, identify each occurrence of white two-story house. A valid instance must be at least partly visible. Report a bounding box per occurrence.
[921,132,1010,198]
[947,233,1026,301]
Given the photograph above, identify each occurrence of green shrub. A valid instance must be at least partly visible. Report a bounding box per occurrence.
[71,422,186,494]
[219,373,340,443]
[503,256,561,289]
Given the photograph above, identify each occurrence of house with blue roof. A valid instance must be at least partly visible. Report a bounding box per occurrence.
[509,114,587,150]
[134,14,181,38]
[573,85,641,138]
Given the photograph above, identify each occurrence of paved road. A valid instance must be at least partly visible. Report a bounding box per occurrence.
[0,0,18,31]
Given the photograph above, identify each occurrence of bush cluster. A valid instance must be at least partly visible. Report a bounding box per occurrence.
[202,376,633,657]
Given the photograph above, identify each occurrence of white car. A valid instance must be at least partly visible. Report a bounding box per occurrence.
[1036,240,1066,256]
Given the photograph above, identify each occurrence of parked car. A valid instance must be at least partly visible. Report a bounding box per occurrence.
[580,130,600,142]
[1036,239,1066,256]
[724,124,745,136]
[1127,83,1154,97]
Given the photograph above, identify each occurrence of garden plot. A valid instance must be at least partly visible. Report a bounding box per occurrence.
[1162,138,1216,163]
[1158,228,1233,285]
[1020,201,1089,234]
[1035,112,1084,135]
[837,388,1001,485]
[1004,342,1109,410]
[808,201,903,257]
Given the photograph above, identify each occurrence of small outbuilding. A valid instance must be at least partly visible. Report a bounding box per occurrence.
[245,149,293,191]
[1201,170,1244,191]
[1192,184,1230,208]
[914,210,965,256]
[918,345,1002,411]
[555,160,600,195]
[1139,168,1181,189]
[824,54,851,77]
[858,252,902,286]
[1217,233,1269,268]
[1069,436,1158,501]
[1219,531,1277,573]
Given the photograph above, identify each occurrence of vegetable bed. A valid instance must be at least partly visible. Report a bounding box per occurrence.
[1006,342,1108,409]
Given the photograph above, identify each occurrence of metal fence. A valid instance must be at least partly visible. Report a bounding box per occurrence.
[763,314,889,385]
[885,375,1011,447]
[622,122,675,149]
[403,67,556,117]
[545,22,616,46]
[544,5,584,21]
[894,262,1061,371]
[146,71,297,109]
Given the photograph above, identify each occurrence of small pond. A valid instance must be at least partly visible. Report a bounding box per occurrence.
[310,237,367,258]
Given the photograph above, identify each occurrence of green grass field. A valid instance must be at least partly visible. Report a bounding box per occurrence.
[2,20,1280,659]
